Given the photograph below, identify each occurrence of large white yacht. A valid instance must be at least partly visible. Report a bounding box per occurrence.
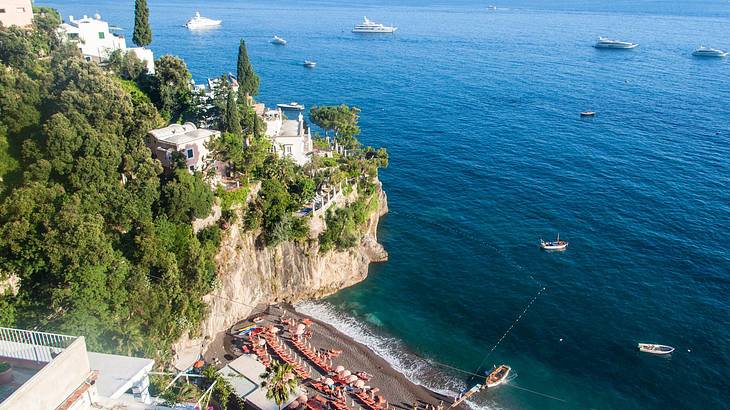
[692,46,728,57]
[185,12,222,29]
[352,17,397,33]
[594,37,638,49]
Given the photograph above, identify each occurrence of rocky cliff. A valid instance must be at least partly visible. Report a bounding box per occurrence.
[173,182,388,364]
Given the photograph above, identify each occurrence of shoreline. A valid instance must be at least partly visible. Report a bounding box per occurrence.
[205,303,461,410]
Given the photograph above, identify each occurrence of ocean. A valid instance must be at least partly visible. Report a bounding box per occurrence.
[40,1,730,409]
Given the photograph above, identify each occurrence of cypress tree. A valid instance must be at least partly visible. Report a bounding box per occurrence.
[133,0,152,47]
[225,90,243,135]
[237,39,260,98]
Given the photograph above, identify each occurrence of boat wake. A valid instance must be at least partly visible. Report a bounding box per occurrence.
[295,300,503,410]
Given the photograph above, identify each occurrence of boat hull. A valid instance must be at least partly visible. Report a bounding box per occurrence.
[638,343,675,355]
[352,28,397,33]
[594,43,638,49]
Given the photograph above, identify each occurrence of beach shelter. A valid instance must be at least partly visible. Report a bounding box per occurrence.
[346,375,358,384]
[340,370,351,377]
[335,365,345,373]
[354,380,365,388]
[324,378,334,386]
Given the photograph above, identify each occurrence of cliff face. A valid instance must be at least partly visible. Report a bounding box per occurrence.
[173,183,388,363]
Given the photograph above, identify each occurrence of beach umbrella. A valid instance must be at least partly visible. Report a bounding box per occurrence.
[288,400,299,409]
[295,328,305,336]
[298,394,308,402]
[324,378,334,386]
[258,339,267,346]
[355,380,365,388]
[296,323,306,332]
[340,370,351,377]
[346,375,358,383]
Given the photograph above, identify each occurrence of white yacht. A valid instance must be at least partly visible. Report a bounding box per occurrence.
[303,60,317,68]
[277,102,305,110]
[185,12,221,29]
[692,46,728,57]
[272,35,287,45]
[352,17,397,33]
[594,37,638,49]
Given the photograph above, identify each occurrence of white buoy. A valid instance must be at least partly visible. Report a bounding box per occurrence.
[559,338,563,342]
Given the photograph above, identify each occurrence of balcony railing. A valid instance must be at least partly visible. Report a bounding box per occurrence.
[0,327,78,363]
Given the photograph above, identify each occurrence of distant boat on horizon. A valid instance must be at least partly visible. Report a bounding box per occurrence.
[594,37,638,49]
[692,46,728,57]
[352,16,397,33]
[186,11,221,29]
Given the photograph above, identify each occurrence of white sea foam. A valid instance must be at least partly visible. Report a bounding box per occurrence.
[295,300,502,410]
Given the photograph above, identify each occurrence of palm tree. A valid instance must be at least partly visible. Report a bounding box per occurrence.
[260,360,299,410]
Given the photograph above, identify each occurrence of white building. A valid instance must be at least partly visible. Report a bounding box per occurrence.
[262,109,313,166]
[0,327,154,409]
[147,122,220,173]
[0,0,33,27]
[58,14,155,73]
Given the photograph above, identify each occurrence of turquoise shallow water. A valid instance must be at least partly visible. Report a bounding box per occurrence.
[42,1,730,408]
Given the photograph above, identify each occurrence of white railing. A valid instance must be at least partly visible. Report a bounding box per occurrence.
[0,327,78,363]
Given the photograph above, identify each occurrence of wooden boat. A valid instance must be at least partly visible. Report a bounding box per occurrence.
[638,343,675,355]
[580,111,596,117]
[485,364,511,388]
[540,234,568,251]
[450,364,511,407]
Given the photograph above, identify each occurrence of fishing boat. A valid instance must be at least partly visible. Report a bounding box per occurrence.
[272,35,287,45]
[450,364,511,407]
[277,102,305,110]
[303,60,317,68]
[638,343,675,355]
[540,234,568,251]
[485,364,511,388]
[580,111,596,117]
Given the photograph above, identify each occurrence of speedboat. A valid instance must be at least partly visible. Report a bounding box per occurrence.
[186,11,221,29]
[580,111,596,117]
[638,343,675,355]
[303,60,317,68]
[277,102,305,110]
[352,17,397,33]
[487,5,498,11]
[594,37,638,49]
[485,365,511,388]
[540,234,568,251]
[272,35,287,45]
[692,46,728,57]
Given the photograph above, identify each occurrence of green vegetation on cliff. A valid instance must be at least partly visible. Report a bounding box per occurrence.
[0,11,217,360]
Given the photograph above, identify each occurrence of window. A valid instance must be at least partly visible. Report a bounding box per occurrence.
[16,7,26,12]
[284,145,292,155]
[0,9,6,13]
[68,33,79,40]
[189,165,195,172]
[98,32,105,39]
[186,149,194,159]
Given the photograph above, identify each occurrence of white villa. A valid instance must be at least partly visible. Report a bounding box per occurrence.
[58,14,155,73]
[261,109,313,166]
[147,123,220,173]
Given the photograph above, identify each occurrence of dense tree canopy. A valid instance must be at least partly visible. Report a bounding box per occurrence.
[0,16,216,361]
[309,105,361,148]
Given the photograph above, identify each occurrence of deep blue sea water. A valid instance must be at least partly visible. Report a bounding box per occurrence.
[41,1,730,408]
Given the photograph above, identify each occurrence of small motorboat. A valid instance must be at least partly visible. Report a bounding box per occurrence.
[277,102,305,110]
[272,35,287,45]
[540,234,568,251]
[580,111,596,117]
[638,343,675,355]
[303,60,317,68]
[485,364,511,388]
